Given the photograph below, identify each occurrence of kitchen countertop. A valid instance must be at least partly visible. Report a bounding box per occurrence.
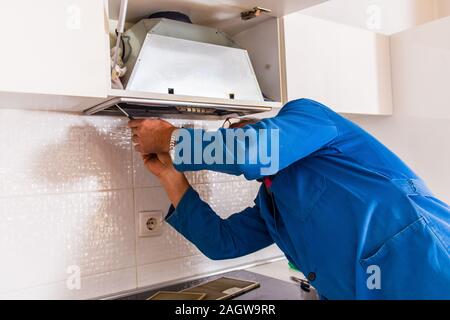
[246,259,307,284]
[118,260,318,300]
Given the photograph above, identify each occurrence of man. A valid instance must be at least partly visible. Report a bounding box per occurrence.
[129,98,450,299]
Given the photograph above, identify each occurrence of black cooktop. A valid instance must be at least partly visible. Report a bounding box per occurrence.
[117,270,318,300]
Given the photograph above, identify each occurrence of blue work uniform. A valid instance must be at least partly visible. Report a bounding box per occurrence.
[166,99,450,299]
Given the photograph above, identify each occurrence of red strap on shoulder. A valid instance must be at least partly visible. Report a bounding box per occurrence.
[263,176,273,189]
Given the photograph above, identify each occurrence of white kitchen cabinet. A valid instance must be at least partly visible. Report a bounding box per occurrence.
[0,0,330,113]
[0,0,109,108]
[283,12,393,115]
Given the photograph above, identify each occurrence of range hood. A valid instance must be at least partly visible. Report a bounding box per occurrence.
[84,16,271,119]
[83,96,271,119]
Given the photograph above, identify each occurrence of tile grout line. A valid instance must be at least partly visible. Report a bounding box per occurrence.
[0,250,285,298]
[138,252,203,269]
[0,265,137,298]
[0,179,249,201]
[130,149,139,290]
[133,179,249,190]
[0,187,136,201]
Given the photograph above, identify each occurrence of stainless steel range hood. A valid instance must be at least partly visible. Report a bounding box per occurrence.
[83,96,271,119]
[84,16,271,119]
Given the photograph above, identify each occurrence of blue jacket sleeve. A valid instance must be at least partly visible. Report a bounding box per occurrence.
[166,186,274,260]
[172,99,338,180]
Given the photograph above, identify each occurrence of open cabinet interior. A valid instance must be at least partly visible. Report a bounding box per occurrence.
[97,0,301,118]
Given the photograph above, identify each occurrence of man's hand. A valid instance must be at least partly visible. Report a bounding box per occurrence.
[142,153,175,179]
[128,119,176,155]
[142,153,190,208]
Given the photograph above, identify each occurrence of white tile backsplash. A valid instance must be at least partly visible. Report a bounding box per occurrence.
[0,190,135,294]
[0,267,136,300]
[0,109,282,299]
[133,181,274,266]
[0,109,133,197]
[185,171,245,185]
[137,254,256,288]
[133,148,244,189]
[135,180,282,288]
[137,247,283,289]
[132,150,163,189]
[192,180,261,218]
[134,187,199,266]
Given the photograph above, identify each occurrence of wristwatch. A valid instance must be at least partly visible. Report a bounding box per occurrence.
[169,129,178,162]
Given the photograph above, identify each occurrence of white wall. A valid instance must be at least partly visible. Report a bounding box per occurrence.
[349,17,450,202]
[300,0,450,202]
[301,0,450,35]
[0,111,281,299]
[283,12,393,115]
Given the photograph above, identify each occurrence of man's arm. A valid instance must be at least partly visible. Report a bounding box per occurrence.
[129,99,338,180]
[165,186,274,260]
[173,99,338,179]
[144,154,274,260]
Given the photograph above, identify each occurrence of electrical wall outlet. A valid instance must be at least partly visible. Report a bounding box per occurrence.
[139,211,164,237]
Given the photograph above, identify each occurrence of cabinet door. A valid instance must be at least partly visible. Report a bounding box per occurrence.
[218,0,328,17]
[0,0,108,98]
[283,12,393,115]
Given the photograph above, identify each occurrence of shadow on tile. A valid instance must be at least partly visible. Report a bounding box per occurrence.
[31,122,133,193]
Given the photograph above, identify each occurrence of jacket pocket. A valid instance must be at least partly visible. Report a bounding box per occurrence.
[360,218,423,267]
[358,217,450,299]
